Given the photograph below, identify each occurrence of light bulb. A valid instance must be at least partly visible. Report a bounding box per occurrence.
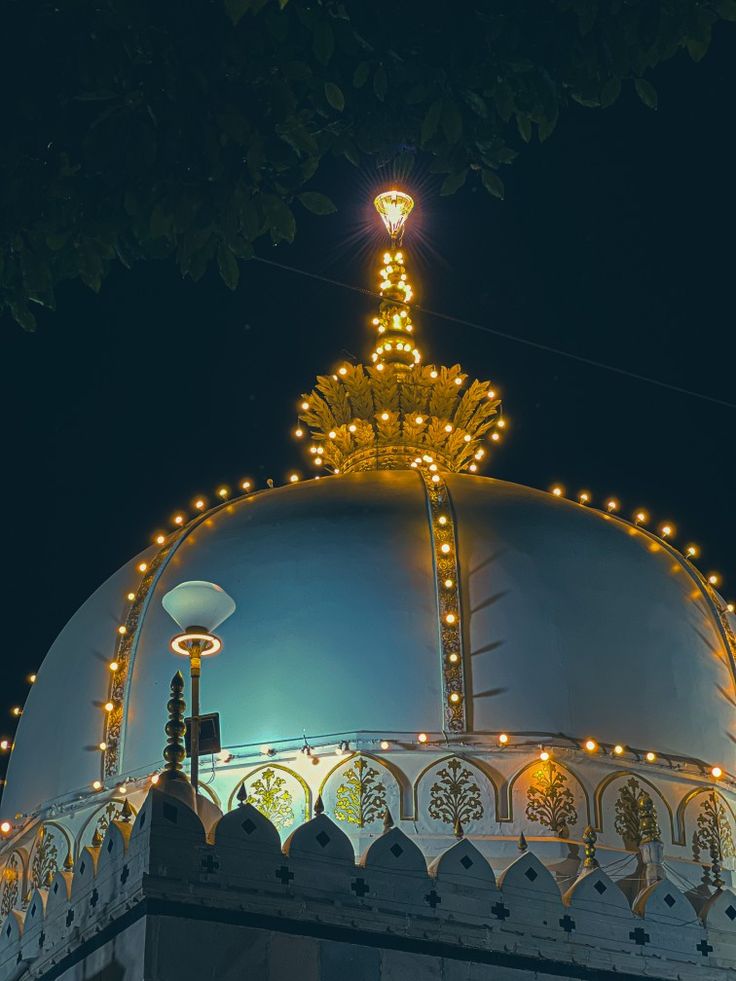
[151,773,160,785]
[127,592,136,601]
[137,562,147,573]
[438,515,448,525]
[92,780,102,791]
[497,419,506,429]
[99,741,107,751]
[685,544,699,558]
[634,510,648,525]
[551,486,564,497]
[454,377,462,386]
[444,578,454,588]
[727,603,734,613]
[606,499,619,513]
[217,487,229,499]
[28,674,36,684]
[417,732,428,743]
[440,543,451,554]
[584,739,597,752]
[708,573,721,586]
[109,661,119,672]
[449,692,460,703]
[155,534,165,545]
[328,430,336,439]
[294,428,304,438]
[289,474,299,483]
[431,475,440,483]
[449,652,459,663]
[338,366,348,376]
[104,702,114,713]
[711,766,723,779]
[498,733,509,745]
[380,740,390,750]
[469,464,478,472]
[445,613,456,624]
[117,625,127,636]
[240,481,251,492]
[0,740,10,751]
[645,751,656,762]
[174,514,185,525]
[463,434,471,443]
[195,499,205,510]
[118,784,127,794]
[0,821,11,835]
[579,492,590,505]
[444,424,453,433]
[613,744,624,755]
[430,370,438,379]
[540,750,550,762]
[659,523,673,538]
[380,412,389,421]
[415,416,424,424]
[301,401,310,411]
[11,707,21,717]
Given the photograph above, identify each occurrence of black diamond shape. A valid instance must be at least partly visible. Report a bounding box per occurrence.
[139,811,147,829]
[664,894,676,908]
[316,830,330,848]
[241,818,256,835]
[460,855,474,870]
[594,880,607,895]
[107,838,114,853]
[53,882,59,895]
[30,904,36,918]
[390,843,404,858]
[524,866,538,882]
[726,905,736,921]
[79,861,86,876]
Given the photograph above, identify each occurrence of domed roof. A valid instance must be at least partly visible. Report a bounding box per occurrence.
[3,470,734,820]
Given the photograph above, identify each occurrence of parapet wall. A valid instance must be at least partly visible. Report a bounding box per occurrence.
[2,785,736,981]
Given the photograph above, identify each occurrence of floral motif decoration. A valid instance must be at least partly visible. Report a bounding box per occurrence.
[428,757,484,827]
[525,761,578,838]
[693,790,735,876]
[334,757,387,828]
[614,778,661,850]
[91,801,128,842]
[244,768,296,831]
[0,853,21,917]
[420,472,466,731]
[30,825,60,890]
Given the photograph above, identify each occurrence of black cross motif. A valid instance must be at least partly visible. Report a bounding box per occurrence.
[65,909,75,928]
[629,927,650,946]
[559,914,576,934]
[275,865,294,885]
[425,890,442,909]
[89,888,99,909]
[201,854,220,874]
[491,901,510,921]
[696,939,714,957]
[351,878,370,897]
[120,864,129,885]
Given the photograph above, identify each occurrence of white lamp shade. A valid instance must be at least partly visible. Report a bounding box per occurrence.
[162,581,236,633]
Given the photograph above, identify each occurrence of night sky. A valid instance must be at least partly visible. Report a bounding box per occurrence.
[2,28,735,772]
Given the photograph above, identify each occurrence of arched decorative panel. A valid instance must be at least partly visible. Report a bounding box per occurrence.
[415,755,496,834]
[320,755,400,830]
[229,765,310,832]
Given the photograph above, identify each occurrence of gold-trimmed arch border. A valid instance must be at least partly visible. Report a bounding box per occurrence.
[76,797,139,857]
[227,763,311,821]
[592,769,675,843]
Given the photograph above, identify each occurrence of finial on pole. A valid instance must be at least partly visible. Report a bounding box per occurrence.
[63,848,74,872]
[518,832,528,853]
[160,672,188,782]
[236,783,247,807]
[383,807,394,831]
[91,827,103,848]
[453,816,464,839]
[582,825,599,869]
[120,798,133,824]
[374,190,414,244]
[314,794,325,816]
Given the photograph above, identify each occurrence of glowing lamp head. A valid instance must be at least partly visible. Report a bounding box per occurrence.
[645,751,656,762]
[162,580,236,633]
[498,733,509,745]
[380,740,390,750]
[374,189,414,241]
[551,485,564,497]
[613,744,624,756]
[1,821,12,835]
[92,780,102,791]
[539,750,550,762]
[584,739,597,752]
[708,573,721,587]
[0,740,10,751]
[711,765,723,779]
[417,732,428,744]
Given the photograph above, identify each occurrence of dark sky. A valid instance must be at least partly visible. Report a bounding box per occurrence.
[2,28,735,771]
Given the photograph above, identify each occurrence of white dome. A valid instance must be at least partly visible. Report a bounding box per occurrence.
[3,471,734,820]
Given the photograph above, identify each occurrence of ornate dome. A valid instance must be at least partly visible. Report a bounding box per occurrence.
[2,468,734,820]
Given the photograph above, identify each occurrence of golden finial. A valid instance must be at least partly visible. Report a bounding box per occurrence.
[314,794,325,817]
[91,827,103,848]
[371,189,418,371]
[582,825,599,869]
[159,672,189,788]
[383,807,394,831]
[63,848,74,872]
[120,798,133,824]
[453,816,464,839]
[637,793,661,844]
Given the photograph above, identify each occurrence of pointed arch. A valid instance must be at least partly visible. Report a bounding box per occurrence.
[227,763,311,820]
[28,821,71,892]
[593,770,675,842]
[503,757,590,825]
[675,784,736,847]
[76,797,138,855]
[319,751,412,820]
[411,753,501,821]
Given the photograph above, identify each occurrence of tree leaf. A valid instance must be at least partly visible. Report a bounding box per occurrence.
[600,77,621,108]
[686,36,710,62]
[440,169,468,195]
[441,100,463,143]
[217,243,239,290]
[462,90,488,118]
[716,0,736,20]
[298,191,337,215]
[538,112,558,142]
[373,64,388,101]
[10,301,36,332]
[634,78,658,110]
[324,82,345,111]
[352,61,371,88]
[312,22,335,66]
[264,196,296,242]
[224,0,250,26]
[420,99,443,146]
[481,168,505,200]
[516,114,532,143]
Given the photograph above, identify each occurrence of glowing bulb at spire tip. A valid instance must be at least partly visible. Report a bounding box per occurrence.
[374,190,414,240]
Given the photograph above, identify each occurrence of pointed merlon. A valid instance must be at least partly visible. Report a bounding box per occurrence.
[236,783,247,807]
[120,798,133,823]
[91,828,103,848]
[518,832,528,853]
[314,794,325,816]
[383,807,394,831]
[454,816,464,839]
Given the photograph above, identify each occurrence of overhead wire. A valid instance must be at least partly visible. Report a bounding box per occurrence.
[252,255,736,410]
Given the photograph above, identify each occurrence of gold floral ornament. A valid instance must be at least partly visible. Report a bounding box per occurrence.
[428,757,484,827]
[0,853,20,917]
[30,825,59,891]
[693,790,735,886]
[525,761,578,838]
[614,777,660,850]
[244,768,296,831]
[334,757,387,828]
[297,189,503,475]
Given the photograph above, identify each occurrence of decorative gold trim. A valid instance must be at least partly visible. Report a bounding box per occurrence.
[502,758,591,825]
[318,751,412,821]
[592,769,674,842]
[29,822,71,893]
[227,763,311,819]
[418,471,467,731]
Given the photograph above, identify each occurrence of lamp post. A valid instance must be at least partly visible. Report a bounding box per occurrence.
[162,581,235,793]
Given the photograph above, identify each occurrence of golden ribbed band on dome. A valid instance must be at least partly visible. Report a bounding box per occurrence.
[418,471,467,731]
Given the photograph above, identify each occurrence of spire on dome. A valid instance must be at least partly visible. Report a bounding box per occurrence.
[295,189,504,475]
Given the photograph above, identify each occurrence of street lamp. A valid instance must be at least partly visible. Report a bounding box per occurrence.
[162,581,236,793]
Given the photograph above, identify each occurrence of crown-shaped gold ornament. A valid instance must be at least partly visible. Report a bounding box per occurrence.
[296,190,504,475]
